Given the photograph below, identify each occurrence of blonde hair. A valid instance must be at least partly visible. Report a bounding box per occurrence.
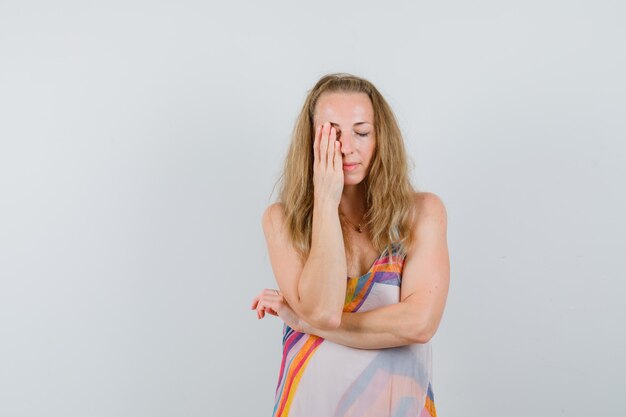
[269,72,419,264]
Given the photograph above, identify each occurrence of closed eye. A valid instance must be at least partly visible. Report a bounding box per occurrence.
[356,132,370,137]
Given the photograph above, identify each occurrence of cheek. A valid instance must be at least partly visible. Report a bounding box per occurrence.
[367,141,376,157]
[360,143,376,164]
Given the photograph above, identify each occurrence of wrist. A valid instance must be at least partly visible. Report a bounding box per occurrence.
[313,197,339,212]
[299,319,315,334]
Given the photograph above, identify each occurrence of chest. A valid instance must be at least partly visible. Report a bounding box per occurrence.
[345,245,381,279]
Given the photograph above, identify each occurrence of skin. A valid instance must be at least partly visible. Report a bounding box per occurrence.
[252,91,377,325]
[311,92,380,279]
[251,92,449,347]
[315,91,376,220]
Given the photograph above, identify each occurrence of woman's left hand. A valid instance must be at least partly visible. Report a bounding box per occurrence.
[250,289,308,333]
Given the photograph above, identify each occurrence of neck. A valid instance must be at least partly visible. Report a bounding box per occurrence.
[339,183,367,217]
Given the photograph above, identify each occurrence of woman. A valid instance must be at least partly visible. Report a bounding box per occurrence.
[251,73,450,417]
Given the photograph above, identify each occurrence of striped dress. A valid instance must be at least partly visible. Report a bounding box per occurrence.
[272,242,437,417]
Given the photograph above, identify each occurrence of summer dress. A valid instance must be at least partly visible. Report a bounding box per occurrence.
[272,242,437,417]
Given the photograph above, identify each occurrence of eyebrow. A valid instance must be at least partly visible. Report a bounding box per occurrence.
[329,121,371,128]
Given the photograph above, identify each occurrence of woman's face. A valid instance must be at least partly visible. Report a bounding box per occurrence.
[313,92,376,185]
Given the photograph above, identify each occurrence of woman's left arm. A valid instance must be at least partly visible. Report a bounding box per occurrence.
[301,303,421,349]
[302,193,450,349]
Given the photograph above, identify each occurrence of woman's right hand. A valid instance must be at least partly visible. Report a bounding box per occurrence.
[313,122,344,207]
[250,289,308,333]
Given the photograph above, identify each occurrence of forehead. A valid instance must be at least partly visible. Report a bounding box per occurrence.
[314,92,373,124]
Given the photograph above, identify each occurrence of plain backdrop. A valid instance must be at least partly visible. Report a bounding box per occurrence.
[1,1,624,416]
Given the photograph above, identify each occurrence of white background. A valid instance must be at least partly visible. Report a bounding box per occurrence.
[1,1,624,416]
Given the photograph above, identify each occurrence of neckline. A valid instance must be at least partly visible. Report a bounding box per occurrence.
[346,246,390,279]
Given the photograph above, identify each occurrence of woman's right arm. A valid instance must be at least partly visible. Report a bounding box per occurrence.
[262,200,346,331]
[299,198,347,328]
[262,122,347,330]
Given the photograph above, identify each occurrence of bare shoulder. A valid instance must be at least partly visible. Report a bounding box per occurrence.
[262,202,304,266]
[412,191,447,226]
[408,191,448,252]
[262,202,287,238]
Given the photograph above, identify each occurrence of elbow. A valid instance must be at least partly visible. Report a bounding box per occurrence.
[310,311,342,331]
[298,303,340,331]
[297,294,342,330]
[324,314,342,330]
[410,320,435,344]
[412,330,433,344]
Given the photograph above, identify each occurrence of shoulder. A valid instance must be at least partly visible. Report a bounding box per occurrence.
[262,202,287,238]
[262,202,286,222]
[410,191,447,240]
[413,191,446,220]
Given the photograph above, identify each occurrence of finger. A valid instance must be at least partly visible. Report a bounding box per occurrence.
[320,122,329,171]
[327,126,337,168]
[256,300,265,318]
[258,300,275,318]
[263,290,280,300]
[333,129,341,170]
[265,296,280,316]
[250,295,259,309]
[333,131,341,170]
[262,300,279,317]
[313,124,321,168]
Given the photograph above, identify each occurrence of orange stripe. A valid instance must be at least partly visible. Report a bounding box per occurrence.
[424,395,437,417]
[276,335,324,417]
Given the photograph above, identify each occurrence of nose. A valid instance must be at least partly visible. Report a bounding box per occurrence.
[337,130,354,154]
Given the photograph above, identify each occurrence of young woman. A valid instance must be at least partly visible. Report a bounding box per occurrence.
[251,73,450,417]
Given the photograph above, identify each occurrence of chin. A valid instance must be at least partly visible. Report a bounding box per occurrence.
[344,177,366,185]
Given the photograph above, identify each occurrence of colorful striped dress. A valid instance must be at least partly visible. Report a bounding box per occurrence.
[272,242,437,417]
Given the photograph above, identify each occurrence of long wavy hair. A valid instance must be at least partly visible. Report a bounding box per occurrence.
[269,72,419,264]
